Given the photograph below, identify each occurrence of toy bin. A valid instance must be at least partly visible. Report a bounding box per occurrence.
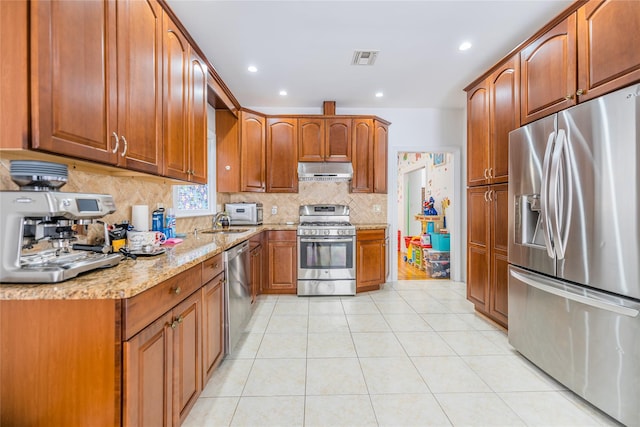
[426,260,450,279]
[429,232,450,252]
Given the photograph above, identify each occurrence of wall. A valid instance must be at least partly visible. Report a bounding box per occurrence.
[229,182,387,224]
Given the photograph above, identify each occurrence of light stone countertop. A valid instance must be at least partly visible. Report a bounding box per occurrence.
[0,223,387,301]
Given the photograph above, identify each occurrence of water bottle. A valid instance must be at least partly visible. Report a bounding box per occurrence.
[165,208,176,238]
[152,206,165,232]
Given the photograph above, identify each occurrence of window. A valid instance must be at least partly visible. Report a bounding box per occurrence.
[172,106,217,218]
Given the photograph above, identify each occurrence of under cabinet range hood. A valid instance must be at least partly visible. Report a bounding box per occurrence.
[297,162,353,182]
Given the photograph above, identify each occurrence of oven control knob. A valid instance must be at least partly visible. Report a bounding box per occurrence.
[323,230,330,236]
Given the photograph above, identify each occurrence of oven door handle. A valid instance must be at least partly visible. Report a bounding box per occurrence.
[299,238,354,243]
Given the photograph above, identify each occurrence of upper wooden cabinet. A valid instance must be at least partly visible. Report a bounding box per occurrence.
[351,119,389,194]
[216,110,241,192]
[240,111,266,192]
[373,120,389,194]
[576,0,640,102]
[521,14,577,124]
[30,0,163,174]
[266,118,298,193]
[162,18,208,184]
[298,117,352,162]
[467,56,519,186]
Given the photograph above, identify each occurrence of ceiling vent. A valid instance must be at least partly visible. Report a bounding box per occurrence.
[351,50,379,66]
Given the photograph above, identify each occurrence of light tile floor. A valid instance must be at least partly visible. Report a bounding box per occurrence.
[184,280,620,427]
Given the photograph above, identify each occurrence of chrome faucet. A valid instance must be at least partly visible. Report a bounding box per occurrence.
[212,211,231,229]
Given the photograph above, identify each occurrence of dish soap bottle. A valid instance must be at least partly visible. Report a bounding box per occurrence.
[165,207,176,238]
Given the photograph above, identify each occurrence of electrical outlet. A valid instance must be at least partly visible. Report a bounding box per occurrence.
[373,204,381,213]
[271,206,278,215]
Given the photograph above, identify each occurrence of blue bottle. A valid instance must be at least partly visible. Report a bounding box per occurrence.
[152,206,165,232]
[165,208,176,238]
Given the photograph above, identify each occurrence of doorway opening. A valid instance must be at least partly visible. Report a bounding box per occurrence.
[397,152,455,280]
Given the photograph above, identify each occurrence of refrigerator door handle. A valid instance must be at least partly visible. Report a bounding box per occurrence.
[540,131,556,258]
[510,268,640,317]
[549,129,572,260]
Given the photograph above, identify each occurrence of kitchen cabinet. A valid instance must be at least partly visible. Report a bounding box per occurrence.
[266,118,298,192]
[240,111,266,192]
[352,118,389,193]
[466,55,519,187]
[216,110,241,192]
[162,17,208,184]
[466,184,508,327]
[264,230,297,294]
[298,117,352,162]
[250,233,265,302]
[576,0,640,102]
[30,0,163,174]
[522,0,640,122]
[356,229,387,293]
[520,14,577,124]
[201,273,224,384]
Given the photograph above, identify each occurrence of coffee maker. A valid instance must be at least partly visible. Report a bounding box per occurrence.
[0,161,122,283]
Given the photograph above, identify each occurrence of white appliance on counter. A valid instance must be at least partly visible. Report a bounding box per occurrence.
[508,83,640,427]
[225,202,263,225]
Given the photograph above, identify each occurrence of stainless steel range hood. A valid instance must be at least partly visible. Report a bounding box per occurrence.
[297,162,353,182]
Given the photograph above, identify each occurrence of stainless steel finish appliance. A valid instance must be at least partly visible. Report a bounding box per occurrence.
[223,240,252,355]
[1,161,122,283]
[297,162,353,182]
[225,202,263,225]
[508,83,640,427]
[297,204,356,296]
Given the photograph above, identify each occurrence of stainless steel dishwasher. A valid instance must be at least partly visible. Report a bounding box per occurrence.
[223,240,252,355]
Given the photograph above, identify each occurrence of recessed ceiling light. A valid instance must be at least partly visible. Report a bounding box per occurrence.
[279,90,287,96]
[458,41,472,51]
[375,92,384,98]
[248,65,258,73]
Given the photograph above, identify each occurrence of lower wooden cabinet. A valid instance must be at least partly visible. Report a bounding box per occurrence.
[356,229,387,292]
[264,230,297,294]
[466,184,508,327]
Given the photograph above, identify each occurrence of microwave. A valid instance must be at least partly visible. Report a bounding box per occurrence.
[225,202,263,225]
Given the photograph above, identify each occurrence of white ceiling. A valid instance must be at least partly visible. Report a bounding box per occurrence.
[167,0,573,110]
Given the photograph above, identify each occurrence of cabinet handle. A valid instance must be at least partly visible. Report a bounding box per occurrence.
[488,167,493,178]
[484,190,489,202]
[576,89,585,96]
[120,135,128,157]
[483,168,489,179]
[488,190,494,202]
[172,286,182,295]
[565,94,574,100]
[111,132,119,153]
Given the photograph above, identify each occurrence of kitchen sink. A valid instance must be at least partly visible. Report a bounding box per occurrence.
[199,228,250,234]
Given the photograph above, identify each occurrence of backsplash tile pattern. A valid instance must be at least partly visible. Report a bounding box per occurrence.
[229,182,387,224]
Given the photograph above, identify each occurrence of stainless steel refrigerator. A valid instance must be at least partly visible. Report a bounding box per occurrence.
[508,83,640,427]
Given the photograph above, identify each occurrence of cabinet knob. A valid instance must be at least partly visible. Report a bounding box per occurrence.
[176,315,184,324]
[565,94,574,100]
[169,320,178,329]
[111,132,119,154]
[172,286,182,295]
[225,165,231,171]
[576,89,585,96]
[120,135,128,157]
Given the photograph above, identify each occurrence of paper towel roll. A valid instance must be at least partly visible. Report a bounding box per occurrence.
[131,205,149,231]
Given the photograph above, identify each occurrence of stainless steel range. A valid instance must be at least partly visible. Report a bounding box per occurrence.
[297,204,356,296]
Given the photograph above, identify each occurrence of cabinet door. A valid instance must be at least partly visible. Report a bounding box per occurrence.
[356,230,385,292]
[577,0,640,102]
[30,0,119,164]
[521,14,577,124]
[162,15,190,181]
[188,52,209,184]
[266,118,298,192]
[489,57,519,184]
[373,121,388,194]
[325,118,352,162]
[124,312,173,427]
[173,291,202,426]
[266,231,297,293]
[351,118,373,193]
[466,187,490,309]
[240,111,266,192]
[489,184,509,327]
[216,110,241,192]
[298,117,325,162]
[466,81,490,186]
[117,0,163,174]
[202,273,224,384]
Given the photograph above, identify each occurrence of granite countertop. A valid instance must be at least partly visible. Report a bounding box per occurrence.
[0,223,387,301]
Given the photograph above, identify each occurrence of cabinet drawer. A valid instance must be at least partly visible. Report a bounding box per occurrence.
[356,229,385,241]
[123,265,202,340]
[267,230,296,241]
[202,253,224,284]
